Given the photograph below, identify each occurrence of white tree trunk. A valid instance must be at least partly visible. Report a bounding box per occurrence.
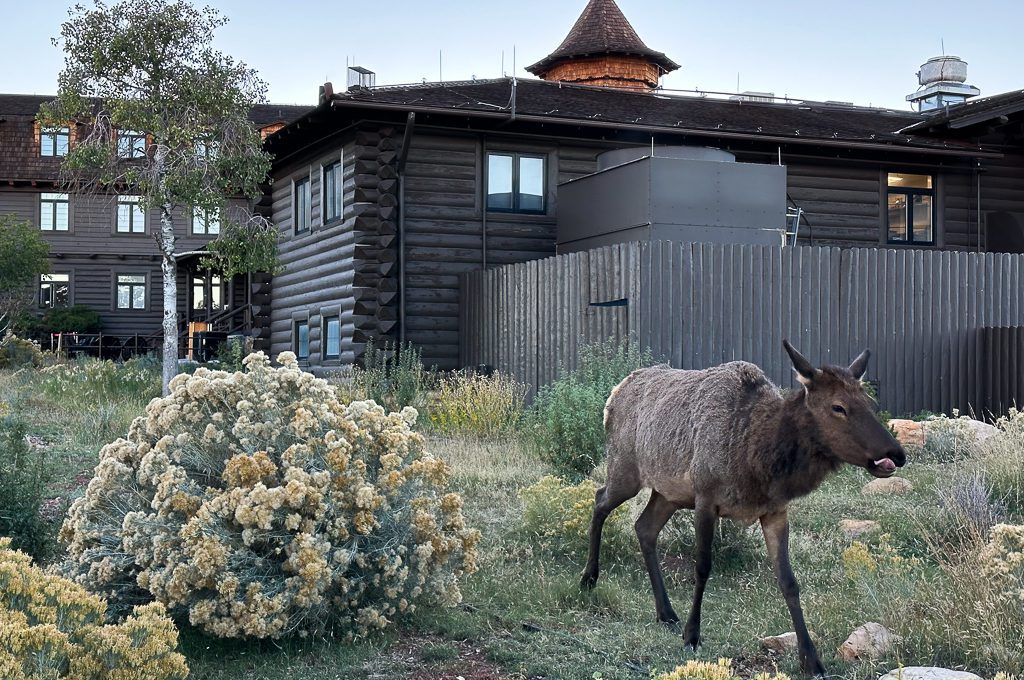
[159,204,177,395]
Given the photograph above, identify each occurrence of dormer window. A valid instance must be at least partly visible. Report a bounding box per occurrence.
[41,127,70,157]
[117,129,147,158]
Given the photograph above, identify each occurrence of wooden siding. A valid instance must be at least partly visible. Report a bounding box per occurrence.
[400,133,604,369]
[461,240,1024,417]
[268,141,359,369]
[0,188,244,337]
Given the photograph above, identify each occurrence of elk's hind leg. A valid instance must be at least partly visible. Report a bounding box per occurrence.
[635,491,682,625]
[580,480,639,590]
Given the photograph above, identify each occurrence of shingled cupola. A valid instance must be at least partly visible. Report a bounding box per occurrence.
[525,0,679,91]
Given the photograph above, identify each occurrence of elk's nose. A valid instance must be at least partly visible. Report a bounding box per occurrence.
[886,446,907,467]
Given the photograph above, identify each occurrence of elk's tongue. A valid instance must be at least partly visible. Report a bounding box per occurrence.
[874,458,896,473]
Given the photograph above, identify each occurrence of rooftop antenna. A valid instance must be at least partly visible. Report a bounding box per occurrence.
[737,72,740,93]
[941,37,945,54]
[502,50,505,77]
[513,45,516,76]
[439,50,443,82]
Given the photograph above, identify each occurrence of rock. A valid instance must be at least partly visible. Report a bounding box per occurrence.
[760,632,798,653]
[837,622,900,661]
[878,667,983,680]
[888,419,925,448]
[955,419,999,444]
[862,477,913,495]
[839,519,881,538]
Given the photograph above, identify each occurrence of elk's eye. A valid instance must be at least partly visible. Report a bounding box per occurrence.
[831,404,847,415]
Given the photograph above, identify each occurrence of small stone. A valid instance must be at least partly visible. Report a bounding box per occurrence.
[839,519,881,538]
[862,477,913,496]
[760,632,798,653]
[878,667,983,680]
[837,622,900,661]
[888,419,925,448]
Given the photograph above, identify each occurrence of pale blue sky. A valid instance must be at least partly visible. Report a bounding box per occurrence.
[4,0,1022,110]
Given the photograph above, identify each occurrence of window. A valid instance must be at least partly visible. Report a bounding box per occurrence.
[192,274,223,311]
[117,129,147,158]
[887,173,934,244]
[39,274,70,308]
[294,320,310,360]
[323,161,343,224]
[294,176,311,233]
[116,195,145,233]
[192,207,220,235]
[41,127,70,157]
[486,152,546,213]
[116,274,146,310]
[323,316,340,360]
[40,193,70,231]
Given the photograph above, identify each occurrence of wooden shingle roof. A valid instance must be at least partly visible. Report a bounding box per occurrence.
[309,78,986,155]
[526,0,680,75]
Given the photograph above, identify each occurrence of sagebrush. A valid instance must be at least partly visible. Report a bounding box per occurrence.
[0,538,188,679]
[526,339,652,480]
[59,352,479,640]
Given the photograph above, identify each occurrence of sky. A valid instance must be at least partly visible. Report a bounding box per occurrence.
[4,0,1023,111]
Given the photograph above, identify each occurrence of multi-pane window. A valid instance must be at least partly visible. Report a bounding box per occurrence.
[40,193,70,231]
[294,176,311,233]
[192,274,223,311]
[486,152,546,213]
[39,274,70,308]
[323,316,340,360]
[295,320,310,360]
[41,127,70,157]
[887,173,934,245]
[116,274,146,310]
[116,195,145,233]
[323,161,343,224]
[117,129,147,158]
[192,207,220,235]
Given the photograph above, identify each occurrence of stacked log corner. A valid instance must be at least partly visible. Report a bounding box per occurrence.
[351,126,401,362]
[249,272,273,352]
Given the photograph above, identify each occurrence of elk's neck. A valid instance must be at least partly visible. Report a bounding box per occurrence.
[764,390,843,501]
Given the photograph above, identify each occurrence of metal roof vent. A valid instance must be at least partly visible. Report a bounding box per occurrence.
[906,56,980,112]
[347,66,376,92]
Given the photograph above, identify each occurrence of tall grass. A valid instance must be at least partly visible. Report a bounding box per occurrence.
[428,371,527,438]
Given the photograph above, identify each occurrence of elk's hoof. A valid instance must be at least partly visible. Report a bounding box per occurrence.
[579,573,598,591]
[682,627,701,650]
[803,660,828,679]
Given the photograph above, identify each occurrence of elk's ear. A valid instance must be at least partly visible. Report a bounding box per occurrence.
[783,339,819,384]
[848,348,871,380]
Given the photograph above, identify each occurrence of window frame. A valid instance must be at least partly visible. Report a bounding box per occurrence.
[115,195,146,234]
[322,313,341,361]
[39,192,71,232]
[191,206,221,236]
[114,273,148,311]
[116,129,148,159]
[294,318,311,361]
[293,174,312,234]
[886,172,936,246]
[39,273,71,309]
[41,126,70,157]
[486,151,547,215]
[321,158,344,226]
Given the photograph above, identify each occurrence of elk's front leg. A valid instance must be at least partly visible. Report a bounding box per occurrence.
[682,498,717,649]
[761,510,826,678]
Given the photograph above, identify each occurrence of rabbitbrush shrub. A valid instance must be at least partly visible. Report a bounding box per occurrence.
[59,352,480,640]
[0,538,187,680]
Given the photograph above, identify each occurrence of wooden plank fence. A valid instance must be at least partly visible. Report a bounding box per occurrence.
[458,241,1024,417]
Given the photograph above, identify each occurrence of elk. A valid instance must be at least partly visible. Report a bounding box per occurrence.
[580,341,905,677]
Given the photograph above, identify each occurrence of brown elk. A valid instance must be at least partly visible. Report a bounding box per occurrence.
[580,340,905,677]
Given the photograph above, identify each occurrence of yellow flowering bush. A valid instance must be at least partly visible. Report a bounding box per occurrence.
[519,475,632,558]
[654,658,789,680]
[0,538,187,679]
[428,371,527,438]
[59,352,480,640]
[979,524,1024,604]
